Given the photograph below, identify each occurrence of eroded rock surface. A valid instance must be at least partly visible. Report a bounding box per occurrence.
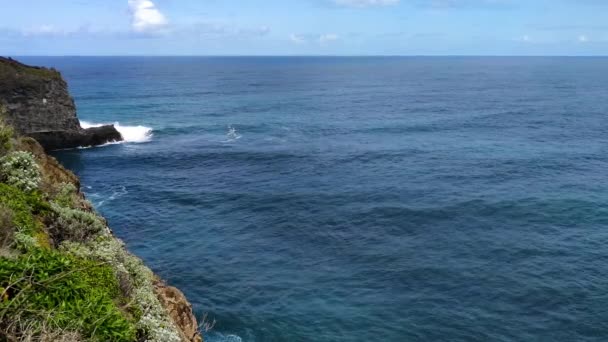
[155,280,204,342]
[0,57,122,150]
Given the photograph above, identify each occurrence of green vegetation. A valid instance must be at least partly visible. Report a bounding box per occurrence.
[0,206,14,252]
[0,121,186,341]
[0,108,13,155]
[0,57,61,82]
[0,250,137,341]
[52,182,79,208]
[63,237,182,342]
[0,181,142,340]
[51,202,107,243]
[0,184,49,248]
[0,151,41,192]
[0,127,12,156]
[0,176,140,341]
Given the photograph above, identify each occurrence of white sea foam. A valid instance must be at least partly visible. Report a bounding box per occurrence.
[84,186,128,208]
[205,333,243,342]
[81,121,153,143]
[223,125,242,143]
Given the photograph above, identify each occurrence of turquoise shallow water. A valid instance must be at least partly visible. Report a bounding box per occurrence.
[20,56,608,341]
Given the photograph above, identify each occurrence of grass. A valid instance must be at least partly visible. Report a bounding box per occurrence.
[0,57,60,82]
[63,237,182,342]
[0,109,13,155]
[0,206,14,251]
[0,250,137,341]
[0,184,49,245]
[0,182,141,341]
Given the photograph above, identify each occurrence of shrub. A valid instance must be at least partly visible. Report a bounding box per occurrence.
[62,237,182,342]
[0,125,12,156]
[0,250,137,341]
[13,231,38,250]
[3,325,83,342]
[0,184,49,250]
[0,151,41,192]
[0,106,13,155]
[52,182,79,209]
[50,203,107,243]
[0,206,14,250]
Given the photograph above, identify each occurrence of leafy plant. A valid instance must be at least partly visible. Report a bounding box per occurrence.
[50,203,107,243]
[0,151,41,192]
[0,184,49,249]
[62,237,182,342]
[0,250,137,341]
[52,182,78,209]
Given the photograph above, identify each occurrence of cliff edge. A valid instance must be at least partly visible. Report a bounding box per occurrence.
[0,57,122,150]
[0,58,202,341]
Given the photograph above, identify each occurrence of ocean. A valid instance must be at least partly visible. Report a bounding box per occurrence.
[20,56,608,341]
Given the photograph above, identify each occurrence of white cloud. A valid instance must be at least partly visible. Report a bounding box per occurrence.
[240,26,270,36]
[289,33,340,45]
[578,35,588,42]
[185,22,270,40]
[128,0,168,33]
[333,0,400,8]
[21,25,94,38]
[290,34,306,44]
[425,0,512,9]
[22,25,64,37]
[319,33,339,44]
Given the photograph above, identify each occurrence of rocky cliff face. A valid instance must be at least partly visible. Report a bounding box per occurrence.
[0,57,122,150]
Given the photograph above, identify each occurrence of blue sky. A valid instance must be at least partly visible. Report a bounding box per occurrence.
[1,0,607,56]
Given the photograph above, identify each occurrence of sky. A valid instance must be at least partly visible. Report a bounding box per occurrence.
[1,0,607,56]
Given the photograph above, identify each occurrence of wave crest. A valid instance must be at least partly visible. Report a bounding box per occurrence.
[81,121,153,143]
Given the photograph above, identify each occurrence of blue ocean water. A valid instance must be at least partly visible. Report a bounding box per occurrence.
[20,56,608,341]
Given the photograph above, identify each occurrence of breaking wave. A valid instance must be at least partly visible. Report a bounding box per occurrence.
[81,121,153,143]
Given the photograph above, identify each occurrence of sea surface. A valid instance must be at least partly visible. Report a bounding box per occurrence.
[20,56,608,341]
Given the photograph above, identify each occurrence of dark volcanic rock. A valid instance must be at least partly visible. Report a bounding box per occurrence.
[28,125,123,151]
[0,57,123,150]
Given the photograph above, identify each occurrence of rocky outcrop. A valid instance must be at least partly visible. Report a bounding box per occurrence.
[155,280,204,342]
[0,57,122,150]
[28,125,123,151]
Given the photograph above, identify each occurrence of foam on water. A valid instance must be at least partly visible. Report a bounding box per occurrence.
[81,120,153,143]
[205,333,243,342]
[84,186,128,207]
[223,125,242,143]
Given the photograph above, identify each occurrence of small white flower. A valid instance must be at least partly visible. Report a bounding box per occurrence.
[0,151,41,192]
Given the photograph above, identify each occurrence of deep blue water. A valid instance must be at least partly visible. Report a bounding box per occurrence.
[20,56,608,341]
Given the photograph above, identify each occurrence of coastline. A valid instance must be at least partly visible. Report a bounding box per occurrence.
[0,57,202,341]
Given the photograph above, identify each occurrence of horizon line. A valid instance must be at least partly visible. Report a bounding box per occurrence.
[10,54,608,58]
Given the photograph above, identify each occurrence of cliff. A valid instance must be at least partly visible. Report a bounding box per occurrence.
[0,59,202,341]
[0,57,122,150]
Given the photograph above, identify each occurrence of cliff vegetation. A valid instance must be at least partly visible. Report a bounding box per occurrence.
[0,105,201,341]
